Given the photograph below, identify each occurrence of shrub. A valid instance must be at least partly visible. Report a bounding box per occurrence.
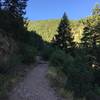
[65,55,94,98]
[63,54,74,75]
[19,43,37,64]
[23,31,44,51]
[0,74,9,99]
[49,49,66,68]
[41,45,55,60]
[0,54,22,74]
[86,90,100,100]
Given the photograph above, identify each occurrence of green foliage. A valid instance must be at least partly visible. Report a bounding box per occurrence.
[0,0,45,99]
[0,1,100,99]
[0,54,22,74]
[86,86,100,100]
[81,15,100,48]
[49,48,96,98]
[20,30,44,51]
[0,74,11,99]
[63,54,74,74]
[49,49,66,68]
[0,0,28,41]
[86,90,98,100]
[28,19,60,42]
[66,55,94,98]
[27,13,100,45]
[28,19,84,43]
[41,45,55,60]
[18,43,37,64]
[52,13,75,53]
[92,3,100,15]
[28,31,44,50]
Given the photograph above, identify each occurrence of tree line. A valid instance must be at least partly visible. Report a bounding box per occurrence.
[48,3,100,99]
[0,0,28,41]
[53,3,100,65]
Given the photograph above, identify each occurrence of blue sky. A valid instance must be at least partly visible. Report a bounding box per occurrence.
[26,0,100,20]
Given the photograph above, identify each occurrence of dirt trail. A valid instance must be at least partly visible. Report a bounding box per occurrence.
[9,57,60,100]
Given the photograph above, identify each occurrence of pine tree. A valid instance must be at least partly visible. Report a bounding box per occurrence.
[53,13,75,53]
[4,0,28,17]
[0,0,4,10]
[92,3,100,15]
[81,12,100,49]
[0,0,2,10]
[3,0,28,40]
[81,25,93,48]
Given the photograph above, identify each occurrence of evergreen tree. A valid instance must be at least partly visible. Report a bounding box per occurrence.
[81,15,100,49]
[92,3,100,15]
[53,13,75,53]
[2,0,28,40]
[0,0,2,10]
[4,0,27,17]
[81,16,100,72]
[81,25,93,48]
[0,0,4,10]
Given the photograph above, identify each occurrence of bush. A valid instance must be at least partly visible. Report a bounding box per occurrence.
[0,74,9,99]
[22,31,44,51]
[86,90,100,100]
[0,54,22,74]
[49,49,67,68]
[63,54,74,75]
[19,43,37,64]
[41,45,55,60]
[65,55,94,98]
[48,48,96,98]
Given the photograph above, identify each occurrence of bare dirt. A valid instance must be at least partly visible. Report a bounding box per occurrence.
[9,57,61,100]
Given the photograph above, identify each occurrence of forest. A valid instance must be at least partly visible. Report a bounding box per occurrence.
[28,3,100,100]
[0,0,100,100]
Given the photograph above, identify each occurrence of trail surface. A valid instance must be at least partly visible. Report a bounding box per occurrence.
[9,57,60,100]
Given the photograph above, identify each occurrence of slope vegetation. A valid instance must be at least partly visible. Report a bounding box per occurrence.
[28,19,84,43]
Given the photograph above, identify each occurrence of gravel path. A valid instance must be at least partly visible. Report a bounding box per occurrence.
[9,58,60,100]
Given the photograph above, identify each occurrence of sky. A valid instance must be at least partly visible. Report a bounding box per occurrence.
[26,0,100,20]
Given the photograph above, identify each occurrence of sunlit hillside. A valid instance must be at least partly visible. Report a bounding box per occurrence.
[28,19,60,42]
[28,19,84,43]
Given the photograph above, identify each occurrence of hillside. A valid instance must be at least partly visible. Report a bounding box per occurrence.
[28,19,60,42]
[28,19,84,43]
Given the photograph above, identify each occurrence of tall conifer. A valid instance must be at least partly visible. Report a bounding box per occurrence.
[53,13,75,53]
